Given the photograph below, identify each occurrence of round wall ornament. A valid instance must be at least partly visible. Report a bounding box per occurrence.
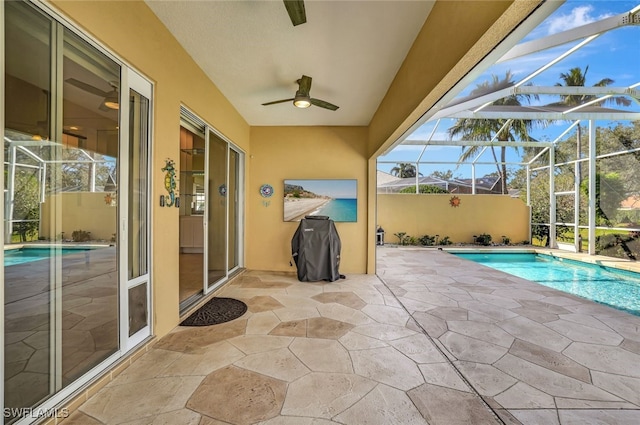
[260,184,274,198]
[449,195,461,207]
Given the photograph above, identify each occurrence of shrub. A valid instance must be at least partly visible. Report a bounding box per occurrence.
[72,230,91,242]
[439,236,452,245]
[394,232,409,245]
[418,235,436,246]
[399,184,449,194]
[476,233,492,246]
[406,236,419,246]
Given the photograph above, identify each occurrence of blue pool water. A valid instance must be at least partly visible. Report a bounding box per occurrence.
[454,252,640,316]
[4,247,92,267]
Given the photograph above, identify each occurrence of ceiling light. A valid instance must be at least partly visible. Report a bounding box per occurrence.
[103,89,119,110]
[293,94,311,108]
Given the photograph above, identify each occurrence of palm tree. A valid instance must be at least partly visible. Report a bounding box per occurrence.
[390,162,421,178]
[448,71,539,194]
[553,66,631,177]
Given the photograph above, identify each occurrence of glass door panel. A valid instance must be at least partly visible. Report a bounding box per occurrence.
[228,149,239,271]
[4,3,121,421]
[207,131,228,289]
[179,125,205,305]
[125,78,151,344]
[4,3,54,418]
[60,27,120,386]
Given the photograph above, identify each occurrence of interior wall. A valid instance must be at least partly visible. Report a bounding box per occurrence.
[248,126,368,274]
[51,0,251,337]
[377,194,530,245]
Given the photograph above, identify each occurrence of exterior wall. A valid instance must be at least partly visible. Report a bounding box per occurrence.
[41,193,116,241]
[377,194,530,245]
[248,127,369,274]
[364,0,542,272]
[51,0,251,337]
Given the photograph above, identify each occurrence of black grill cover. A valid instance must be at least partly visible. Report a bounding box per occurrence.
[291,215,342,282]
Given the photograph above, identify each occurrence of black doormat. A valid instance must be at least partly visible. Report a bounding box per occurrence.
[180,297,248,327]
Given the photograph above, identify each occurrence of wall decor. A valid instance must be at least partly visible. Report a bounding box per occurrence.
[260,184,273,207]
[161,158,179,207]
[284,179,357,222]
[449,195,461,208]
[260,184,274,198]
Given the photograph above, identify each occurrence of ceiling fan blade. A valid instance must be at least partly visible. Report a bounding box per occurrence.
[311,98,339,111]
[262,98,295,106]
[298,75,312,96]
[283,0,306,26]
[65,78,109,97]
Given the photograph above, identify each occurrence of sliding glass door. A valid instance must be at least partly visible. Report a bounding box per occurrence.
[207,131,228,289]
[179,109,244,311]
[3,2,152,422]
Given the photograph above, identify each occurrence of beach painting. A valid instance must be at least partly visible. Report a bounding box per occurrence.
[284,179,357,222]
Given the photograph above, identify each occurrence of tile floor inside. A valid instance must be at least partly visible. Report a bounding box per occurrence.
[61,247,640,425]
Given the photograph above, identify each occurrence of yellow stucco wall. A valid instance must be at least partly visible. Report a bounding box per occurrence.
[41,193,117,242]
[248,127,369,274]
[377,194,530,245]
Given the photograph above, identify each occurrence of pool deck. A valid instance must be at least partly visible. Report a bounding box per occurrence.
[60,246,640,424]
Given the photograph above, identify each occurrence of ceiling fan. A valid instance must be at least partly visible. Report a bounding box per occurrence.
[262,75,339,111]
[283,0,306,26]
[65,78,119,111]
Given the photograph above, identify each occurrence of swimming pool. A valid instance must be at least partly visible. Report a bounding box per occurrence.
[4,246,94,267]
[453,252,640,316]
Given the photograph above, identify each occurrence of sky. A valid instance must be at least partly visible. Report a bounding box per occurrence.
[378,0,640,178]
[285,179,357,198]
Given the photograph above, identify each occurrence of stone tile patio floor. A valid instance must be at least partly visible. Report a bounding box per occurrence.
[64,248,640,424]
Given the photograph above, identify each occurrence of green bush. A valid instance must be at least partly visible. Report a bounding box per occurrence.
[399,184,449,194]
[439,236,452,245]
[418,235,436,246]
[476,233,492,246]
[72,230,91,242]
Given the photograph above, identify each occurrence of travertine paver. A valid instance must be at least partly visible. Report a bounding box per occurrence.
[64,248,640,425]
[378,247,640,423]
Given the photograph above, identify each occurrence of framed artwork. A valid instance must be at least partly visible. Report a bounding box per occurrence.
[284,179,357,222]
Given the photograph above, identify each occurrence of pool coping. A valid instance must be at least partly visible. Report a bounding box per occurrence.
[440,246,640,275]
[4,243,113,252]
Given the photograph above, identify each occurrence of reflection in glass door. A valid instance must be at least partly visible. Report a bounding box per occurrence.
[4,2,152,421]
[4,2,124,421]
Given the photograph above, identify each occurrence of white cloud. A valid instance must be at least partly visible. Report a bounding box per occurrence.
[547,5,613,35]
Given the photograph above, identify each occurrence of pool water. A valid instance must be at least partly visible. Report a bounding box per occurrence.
[454,252,640,316]
[4,247,92,267]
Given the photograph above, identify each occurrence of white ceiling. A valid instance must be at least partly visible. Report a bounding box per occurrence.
[145,0,435,126]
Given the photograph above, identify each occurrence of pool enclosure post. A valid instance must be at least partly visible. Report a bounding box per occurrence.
[4,144,17,241]
[588,120,596,255]
[549,145,556,249]
[574,130,581,253]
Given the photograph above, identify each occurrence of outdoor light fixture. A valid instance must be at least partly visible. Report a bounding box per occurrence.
[293,92,311,108]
